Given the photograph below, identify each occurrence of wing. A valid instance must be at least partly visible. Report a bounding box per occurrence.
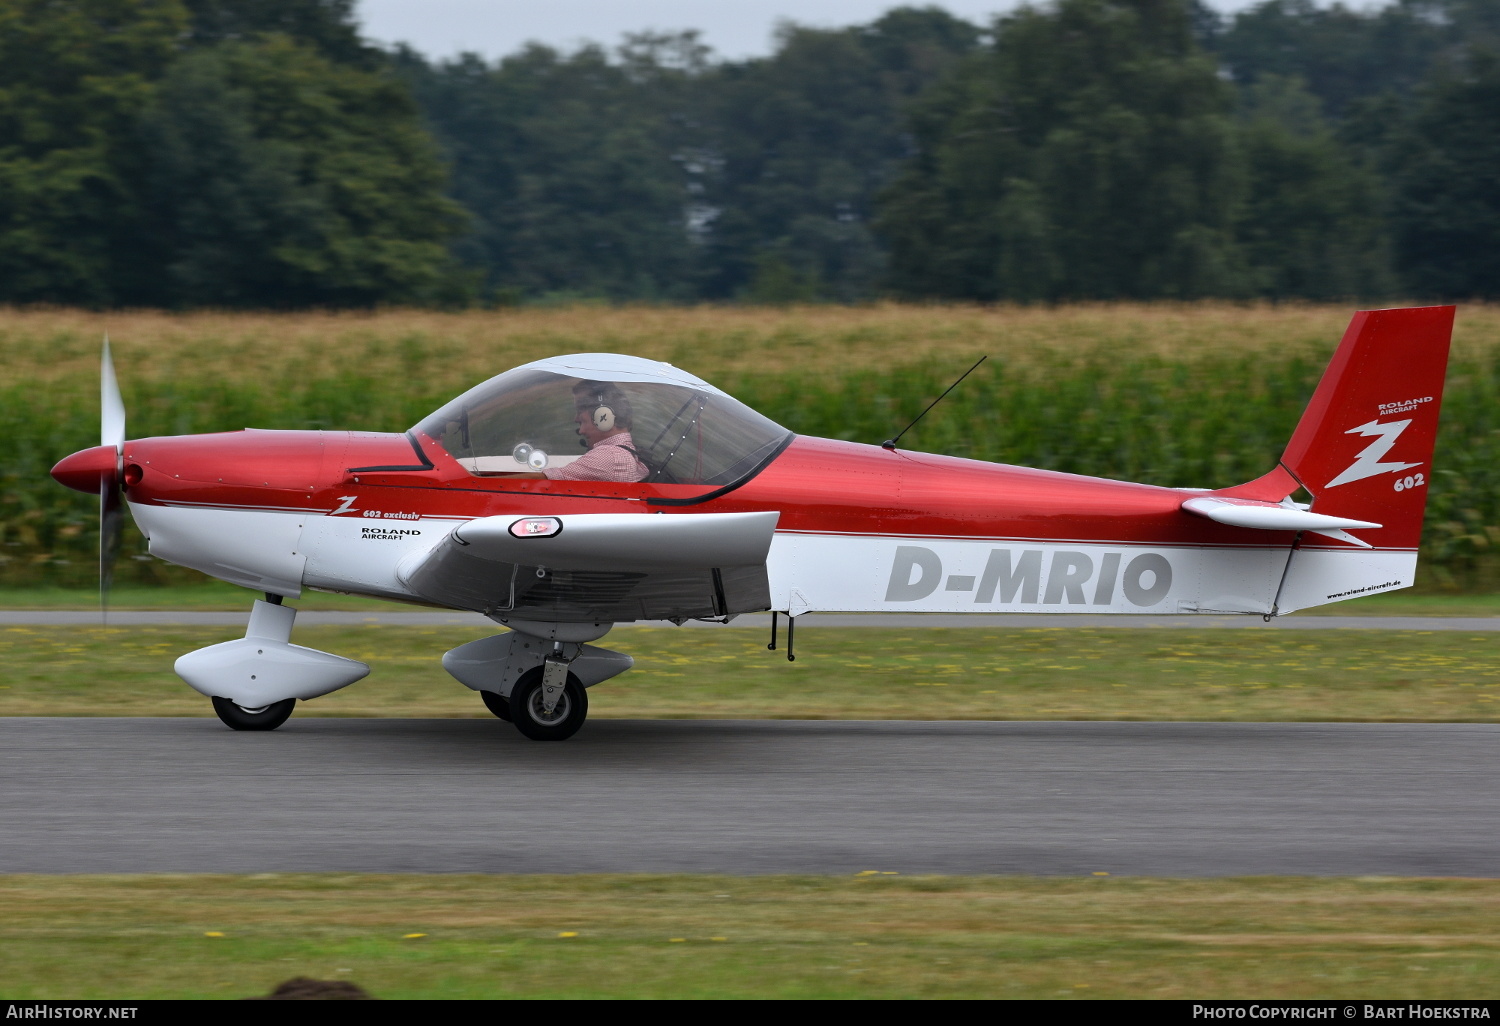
[399,511,780,622]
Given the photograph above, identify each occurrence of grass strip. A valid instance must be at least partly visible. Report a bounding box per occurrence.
[1,874,1496,999]
[0,584,413,611]
[4,625,1499,722]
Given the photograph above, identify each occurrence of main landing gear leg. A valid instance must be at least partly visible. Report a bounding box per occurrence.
[443,625,630,741]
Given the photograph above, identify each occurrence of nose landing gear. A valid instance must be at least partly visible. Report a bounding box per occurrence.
[177,597,370,732]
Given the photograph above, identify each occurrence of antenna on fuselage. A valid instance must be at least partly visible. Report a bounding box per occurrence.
[881,355,987,452]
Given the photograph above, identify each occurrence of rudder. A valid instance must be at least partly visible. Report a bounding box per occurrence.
[1280,306,1454,551]
[1246,306,1455,612]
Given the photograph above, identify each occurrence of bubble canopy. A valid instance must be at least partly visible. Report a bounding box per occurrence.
[413,354,793,487]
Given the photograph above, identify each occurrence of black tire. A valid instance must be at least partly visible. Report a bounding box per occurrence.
[480,689,512,722]
[211,696,296,731]
[510,667,587,741]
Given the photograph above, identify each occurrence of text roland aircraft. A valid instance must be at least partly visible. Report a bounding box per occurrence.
[51,307,1455,740]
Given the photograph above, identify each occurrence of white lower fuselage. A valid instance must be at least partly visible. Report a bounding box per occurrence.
[129,501,1415,619]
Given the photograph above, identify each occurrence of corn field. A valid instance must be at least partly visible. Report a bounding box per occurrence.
[5,303,1500,589]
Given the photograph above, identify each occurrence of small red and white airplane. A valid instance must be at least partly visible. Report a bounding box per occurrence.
[51,306,1454,740]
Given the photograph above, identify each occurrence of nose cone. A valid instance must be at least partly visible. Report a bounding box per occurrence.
[52,445,118,493]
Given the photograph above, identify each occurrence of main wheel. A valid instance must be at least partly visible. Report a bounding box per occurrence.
[480,689,512,722]
[510,667,587,741]
[211,696,296,731]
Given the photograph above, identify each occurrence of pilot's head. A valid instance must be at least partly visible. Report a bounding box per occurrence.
[571,381,632,445]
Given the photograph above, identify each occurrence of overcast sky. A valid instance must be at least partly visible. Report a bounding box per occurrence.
[357,1,1263,62]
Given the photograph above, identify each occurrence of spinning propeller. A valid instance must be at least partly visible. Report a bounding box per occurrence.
[49,337,135,621]
[99,337,126,619]
[49,338,130,620]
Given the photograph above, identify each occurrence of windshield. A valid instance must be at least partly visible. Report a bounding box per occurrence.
[413,354,791,487]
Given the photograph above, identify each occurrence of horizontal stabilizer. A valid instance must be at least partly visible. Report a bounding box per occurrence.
[1182,496,1380,547]
[449,510,780,572]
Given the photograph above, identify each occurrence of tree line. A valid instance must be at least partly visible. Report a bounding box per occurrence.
[1,0,1496,307]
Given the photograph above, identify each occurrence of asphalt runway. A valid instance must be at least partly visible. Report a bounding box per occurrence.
[3,717,1495,876]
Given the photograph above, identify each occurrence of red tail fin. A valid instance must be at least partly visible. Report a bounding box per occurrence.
[1278,306,1455,550]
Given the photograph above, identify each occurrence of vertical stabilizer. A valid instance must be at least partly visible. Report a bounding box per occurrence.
[1280,306,1454,551]
[1269,306,1454,611]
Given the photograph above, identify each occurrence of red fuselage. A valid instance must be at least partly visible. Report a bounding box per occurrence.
[55,428,1279,550]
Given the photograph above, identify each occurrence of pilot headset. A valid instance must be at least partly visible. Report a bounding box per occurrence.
[589,393,615,432]
[576,386,620,438]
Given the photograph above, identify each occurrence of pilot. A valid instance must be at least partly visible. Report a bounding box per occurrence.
[502,381,649,482]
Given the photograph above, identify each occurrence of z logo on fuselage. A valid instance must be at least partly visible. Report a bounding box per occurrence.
[1326,419,1422,488]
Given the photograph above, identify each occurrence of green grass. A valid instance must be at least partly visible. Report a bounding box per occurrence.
[5,623,1499,721]
[0,583,418,611]
[1,874,1496,998]
[1292,591,1500,616]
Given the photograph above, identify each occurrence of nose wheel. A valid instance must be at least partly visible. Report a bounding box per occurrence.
[509,665,587,741]
[211,696,296,731]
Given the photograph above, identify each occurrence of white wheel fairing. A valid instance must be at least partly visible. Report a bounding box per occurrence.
[175,599,369,708]
[176,637,369,707]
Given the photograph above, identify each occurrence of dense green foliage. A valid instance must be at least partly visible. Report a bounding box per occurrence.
[698,10,979,301]
[391,0,1500,304]
[1212,0,1500,117]
[1385,51,1500,298]
[7,0,1496,306]
[394,36,709,303]
[137,37,463,306]
[397,10,977,302]
[880,0,1249,300]
[0,0,186,305]
[0,0,461,307]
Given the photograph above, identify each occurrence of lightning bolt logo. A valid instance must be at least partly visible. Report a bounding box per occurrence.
[331,495,359,515]
[1325,419,1422,488]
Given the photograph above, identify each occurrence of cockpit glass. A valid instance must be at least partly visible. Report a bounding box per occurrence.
[414,361,791,487]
